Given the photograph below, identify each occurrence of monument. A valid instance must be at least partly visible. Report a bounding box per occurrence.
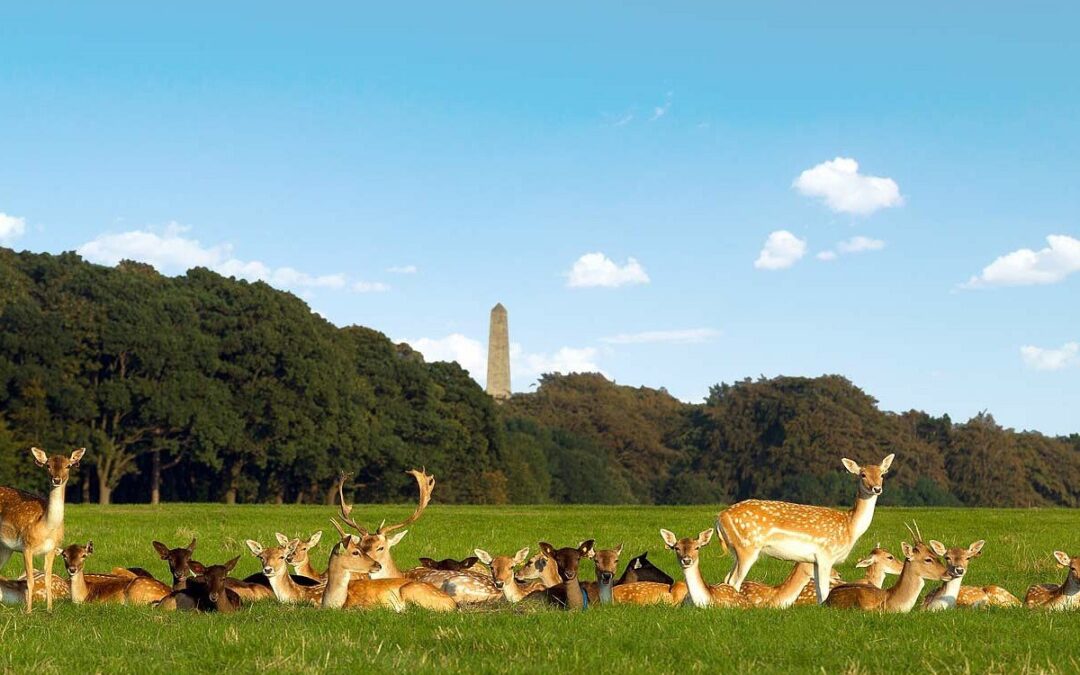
[486,303,511,401]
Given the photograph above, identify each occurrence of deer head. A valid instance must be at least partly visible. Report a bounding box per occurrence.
[854,543,904,577]
[899,522,951,582]
[941,540,985,580]
[1053,550,1080,585]
[661,528,713,569]
[31,447,85,489]
[475,547,530,591]
[588,543,623,585]
[336,469,435,573]
[245,539,294,578]
[418,556,480,572]
[278,531,322,569]
[840,453,894,498]
[59,541,93,576]
[327,521,383,577]
[538,540,594,583]
[152,538,198,585]
[190,557,240,603]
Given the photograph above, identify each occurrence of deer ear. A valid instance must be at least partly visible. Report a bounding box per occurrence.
[69,448,86,465]
[54,547,64,556]
[633,558,643,569]
[474,549,493,565]
[614,543,623,556]
[659,529,678,548]
[578,540,595,558]
[152,541,170,559]
[539,542,556,557]
[901,541,914,559]
[513,547,530,565]
[855,556,872,568]
[308,531,322,548]
[30,447,48,466]
[418,557,436,568]
[879,453,895,473]
[275,533,290,547]
[387,531,408,547]
[244,540,263,556]
[698,529,714,547]
[1054,551,1071,566]
[841,458,861,474]
[224,556,240,573]
[188,538,197,553]
[86,541,94,555]
[461,556,478,568]
[968,540,985,558]
[928,540,947,556]
[190,561,207,575]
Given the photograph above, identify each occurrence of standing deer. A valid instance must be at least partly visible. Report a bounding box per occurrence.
[59,542,171,605]
[824,524,951,612]
[1024,551,1080,610]
[660,528,747,608]
[0,447,85,611]
[474,547,534,603]
[716,453,894,603]
[336,470,498,603]
[278,531,325,581]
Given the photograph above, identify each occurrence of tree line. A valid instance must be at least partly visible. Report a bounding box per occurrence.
[1,247,1077,507]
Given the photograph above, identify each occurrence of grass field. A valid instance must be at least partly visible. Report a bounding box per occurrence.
[2,503,1080,673]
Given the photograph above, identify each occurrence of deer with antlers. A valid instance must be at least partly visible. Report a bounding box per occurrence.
[824,523,951,612]
[336,470,499,604]
[1024,551,1080,610]
[660,528,747,608]
[0,447,85,612]
[716,453,894,604]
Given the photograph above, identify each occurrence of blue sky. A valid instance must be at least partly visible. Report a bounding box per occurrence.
[1,3,1078,434]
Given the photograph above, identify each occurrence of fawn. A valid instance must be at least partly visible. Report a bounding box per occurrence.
[59,542,171,605]
[660,528,746,608]
[1024,551,1080,610]
[158,557,243,613]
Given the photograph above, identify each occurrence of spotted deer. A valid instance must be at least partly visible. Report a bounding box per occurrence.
[853,544,905,588]
[660,528,747,608]
[793,568,845,606]
[336,470,499,603]
[59,542,171,605]
[321,520,455,611]
[824,524,951,612]
[474,547,534,603]
[1024,551,1080,610]
[277,531,325,581]
[0,447,85,612]
[716,453,894,603]
[738,562,814,608]
[157,557,242,613]
[0,571,70,606]
[245,539,326,605]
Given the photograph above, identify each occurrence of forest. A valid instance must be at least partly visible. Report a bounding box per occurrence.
[1,247,1077,507]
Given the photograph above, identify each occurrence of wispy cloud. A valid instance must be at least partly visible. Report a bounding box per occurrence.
[819,236,886,261]
[0,212,27,244]
[566,252,650,289]
[600,328,721,345]
[1021,342,1079,371]
[754,230,807,270]
[387,265,417,274]
[352,281,390,293]
[650,91,673,121]
[963,234,1080,289]
[793,157,903,216]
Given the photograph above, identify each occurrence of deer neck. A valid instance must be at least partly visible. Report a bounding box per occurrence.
[502,579,528,603]
[267,569,302,602]
[597,579,614,605]
[1058,572,1080,602]
[46,484,66,531]
[885,562,926,611]
[682,561,712,607]
[68,569,88,604]
[774,565,813,607]
[860,564,887,588]
[561,577,585,609]
[369,553,401,579]
[931,575,962,607]
[847,493,877,540]
[292,559,321,580]
[214,589,235,613]
[321,556,352,608]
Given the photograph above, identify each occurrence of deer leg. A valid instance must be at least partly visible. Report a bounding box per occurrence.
[0,547,11,575]
[813,556,832,605]
[727,548,758,591]
[23,549,35,613]
[43,548,55,611]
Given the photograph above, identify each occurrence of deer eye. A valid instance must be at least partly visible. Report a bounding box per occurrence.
[377,546,384,552]
[351,550,360,556]
[887,556,894,560]
[859,472,866,478]
[924,558,933,563]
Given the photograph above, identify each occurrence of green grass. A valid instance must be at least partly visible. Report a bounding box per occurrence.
[2,504,1080,673]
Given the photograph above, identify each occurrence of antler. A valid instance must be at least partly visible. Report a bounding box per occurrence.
[904,521,923,543]
[336,472,370,536]
[378,468,435,535]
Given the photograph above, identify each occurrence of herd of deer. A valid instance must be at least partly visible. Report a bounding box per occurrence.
[2,448,1078,614]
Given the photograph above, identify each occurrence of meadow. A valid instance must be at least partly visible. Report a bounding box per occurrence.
[2,503,1080,674]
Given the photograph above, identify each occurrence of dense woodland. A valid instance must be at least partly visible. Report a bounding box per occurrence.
[1,248,1077,507]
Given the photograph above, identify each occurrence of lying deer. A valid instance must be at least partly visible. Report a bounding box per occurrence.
[0,447,84,612]
[474,547,533,603]
[321,520,455,611]
[278,531,325,581]
[717,453,894,603]
[158,557,242,613]
[246,539,327,605]
[1024,551,1080,610]
[418,556,481,572]
[738,563,814,608]
[0,571,70,606]
[59,542,171,605]
[153,539,274,602]
[516,549,561,589]
[923,539,1004,610]
[791,545,903,606]
[522,541,594,609]
[660,528,746,608]
[616,551,673,586]
[582,543,622,604]
[824,524,950,612]
[336,470,499,604]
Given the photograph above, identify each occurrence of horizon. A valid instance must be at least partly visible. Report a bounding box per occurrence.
[2,4,1078,434]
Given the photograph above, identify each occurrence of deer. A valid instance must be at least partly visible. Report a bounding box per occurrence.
[245,539,327,605]
[58,542,171,605]
[336,470,499,604]
[1024,551,1080,610]
[516,549,561,589]
[418,556,481,572]
[153,538,274,602]
[790,545,902,606]
[616,551,674,586]
[0,447,85,612]
[157,557,243,613]
[824,523,951,612]
[922,539,1017,609]
[716,453,894,604]
[474,547,533,603]
[0,572,70,606]
[738,562,815,608]
[522,541,594,609]
[793,568,845,606]
[582,543,622,604]
[660,528,747,608]
[277,531,325,581]
[320,519,455,611]
[580,542,686,606]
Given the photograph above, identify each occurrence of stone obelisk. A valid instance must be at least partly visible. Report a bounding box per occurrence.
[486,303,511,401]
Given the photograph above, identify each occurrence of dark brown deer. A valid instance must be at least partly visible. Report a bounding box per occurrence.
[158,557,243,613]
[153,538,274,602]
[418,556,481,573]
[616,551,674,586]
[523,541,594,609]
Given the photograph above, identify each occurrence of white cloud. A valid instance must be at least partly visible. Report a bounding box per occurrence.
[566,252,650,288]
[0,213,27,243]
[352,281,390,293]
[600,328,721,345]
[816,250,838,262]
[1020,342,1079,371]
[77,223,381,294]
[650,92,673,121]
[611,112,634,127]
[754,230,807,270]
[516,344,602,378]
[837,236,886,254]
[387,265,417,274]
[963,235,1080,289]
[408,334,487,379]
[793,157,903,215]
